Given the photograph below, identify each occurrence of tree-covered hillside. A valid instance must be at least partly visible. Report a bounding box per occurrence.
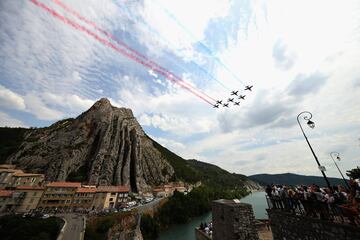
[0,127,31,164]
[150,137,256,189]
[249,173,348,187]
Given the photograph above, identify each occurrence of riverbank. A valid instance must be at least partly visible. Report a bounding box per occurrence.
[141,186,248,239]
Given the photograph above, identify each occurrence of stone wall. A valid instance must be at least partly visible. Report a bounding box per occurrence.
[268,209,360,240]
[212,199,259,240]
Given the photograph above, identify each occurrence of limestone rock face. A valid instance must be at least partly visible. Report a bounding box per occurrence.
[8,98,174,192]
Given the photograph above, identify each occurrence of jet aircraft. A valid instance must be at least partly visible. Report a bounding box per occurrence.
[245,85,253,91]
[234,102,240,106]
[223,103,229,107]
[231,91,238,96]
[238,95,245,100]
[213,104,219,108]
[228,98,234,102]
[216,100,223,104]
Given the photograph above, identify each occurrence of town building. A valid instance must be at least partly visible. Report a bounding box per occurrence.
[15,186,44,213]
[0,168,24,189]
[0,190,15,212]
[163,184,175,197]
[9,172,44,188]
[72,187,96,211]
[152,188,166,198]
[92,185,129,210]
[38,182,81,211]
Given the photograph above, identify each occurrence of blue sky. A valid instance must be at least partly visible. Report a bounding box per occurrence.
[1,0,360,177]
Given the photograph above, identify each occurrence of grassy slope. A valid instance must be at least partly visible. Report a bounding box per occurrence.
[150,137,251,188]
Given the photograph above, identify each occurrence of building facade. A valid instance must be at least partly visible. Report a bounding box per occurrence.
[15,186,44,213]
[92,185,129,210]
[72,187,96,210]
[10,173,44,188]
[0,169,24,189]
[38,182,81,211]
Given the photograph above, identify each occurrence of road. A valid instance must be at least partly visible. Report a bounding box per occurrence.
[58,214,85,240]
[135,197,164,214]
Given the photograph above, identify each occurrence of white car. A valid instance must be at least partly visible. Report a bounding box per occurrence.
[41,214,50,219]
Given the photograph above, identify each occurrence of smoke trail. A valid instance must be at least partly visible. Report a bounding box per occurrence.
[118,1,231,91]
[51,0,217,103]
[30,0,215,106]
[153,0,248,87]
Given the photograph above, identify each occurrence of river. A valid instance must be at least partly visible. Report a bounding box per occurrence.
[157,191,267,240]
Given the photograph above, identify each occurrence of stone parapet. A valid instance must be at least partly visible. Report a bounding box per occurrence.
[212,199,259,240]
[268,209,360,240]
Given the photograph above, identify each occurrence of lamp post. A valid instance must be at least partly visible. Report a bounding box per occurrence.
[330,152,350,189]
[297,111,331,189]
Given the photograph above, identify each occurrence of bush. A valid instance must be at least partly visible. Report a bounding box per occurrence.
[0,215,63,240]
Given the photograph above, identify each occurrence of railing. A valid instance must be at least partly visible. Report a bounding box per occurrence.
[266,195,360,226]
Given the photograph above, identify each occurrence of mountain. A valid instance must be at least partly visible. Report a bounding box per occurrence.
[6,98,174,193]
[2,98,260,192]
[249,173,348,187]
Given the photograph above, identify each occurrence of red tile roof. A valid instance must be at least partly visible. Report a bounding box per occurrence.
[16,186,45,190]
[76,188,96,193]
[46,182,81,188]
[96,185,130,193]
[0,190,13,197]
[13,173,44,177]
[153,188,165,192]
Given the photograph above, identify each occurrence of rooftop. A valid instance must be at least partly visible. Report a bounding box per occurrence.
[76,187,97,193]
[0,190,14,197]
[0,164,16,169]
[16,186,45,190]
[96,185,130,193]
[0,169,23,174]
[46,182,81,188]
[13,173,44,177]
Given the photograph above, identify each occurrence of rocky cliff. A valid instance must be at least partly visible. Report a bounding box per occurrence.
[8,98,174,193]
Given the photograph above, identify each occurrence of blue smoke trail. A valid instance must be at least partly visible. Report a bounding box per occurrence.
[153,0,247,87]
[117,1,231,91]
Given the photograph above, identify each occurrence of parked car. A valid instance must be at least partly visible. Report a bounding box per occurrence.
[41,214,50,219]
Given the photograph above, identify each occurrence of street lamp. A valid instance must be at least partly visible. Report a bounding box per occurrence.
[297,111,331,188]
[330,152,350,189]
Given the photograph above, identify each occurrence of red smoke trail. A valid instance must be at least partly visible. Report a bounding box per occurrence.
[30,0,214,105]
[51,0,217,103]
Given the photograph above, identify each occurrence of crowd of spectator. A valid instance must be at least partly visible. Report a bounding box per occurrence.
[265,178,360,225]
[199,221,213,237]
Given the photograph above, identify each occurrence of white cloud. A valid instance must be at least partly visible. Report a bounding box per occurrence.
[1,0,360,178]
[139,113,214,137]
[24,93,64,121]
[0,112,27,127]
[0,85,26,110]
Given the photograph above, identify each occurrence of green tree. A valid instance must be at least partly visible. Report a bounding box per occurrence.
[347,166,360,179]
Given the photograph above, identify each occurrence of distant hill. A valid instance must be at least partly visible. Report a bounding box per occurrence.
[150,140,262,190]
[249,173,348,187]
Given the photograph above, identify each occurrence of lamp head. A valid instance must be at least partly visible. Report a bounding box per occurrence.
[307,120,315,129]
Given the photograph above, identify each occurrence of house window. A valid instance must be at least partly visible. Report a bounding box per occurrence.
[109,198,113,201]
[33,192,37,196]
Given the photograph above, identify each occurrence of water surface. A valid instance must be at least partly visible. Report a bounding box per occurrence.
[157,191,267,240]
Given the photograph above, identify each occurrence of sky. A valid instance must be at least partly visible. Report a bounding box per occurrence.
[1,0,360,178]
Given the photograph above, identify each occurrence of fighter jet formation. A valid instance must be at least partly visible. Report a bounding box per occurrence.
[213,85,253,109]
